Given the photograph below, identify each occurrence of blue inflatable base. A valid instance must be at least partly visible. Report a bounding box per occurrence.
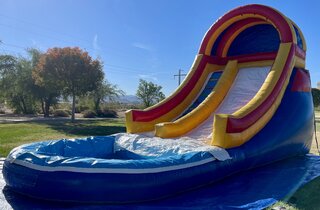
[1,154,320,210]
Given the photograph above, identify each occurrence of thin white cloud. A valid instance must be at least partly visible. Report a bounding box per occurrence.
[30,39,37,46]
[132,42,153,51]
[29,39,45,51]
[93,34,100,50]
[138,74,158,82]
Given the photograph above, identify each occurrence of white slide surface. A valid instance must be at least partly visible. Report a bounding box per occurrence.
[185,66,271,140]
[115,66,270,158]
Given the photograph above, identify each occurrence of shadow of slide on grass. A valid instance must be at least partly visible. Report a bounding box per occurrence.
[43,120,126,136]
[287,176,320,209]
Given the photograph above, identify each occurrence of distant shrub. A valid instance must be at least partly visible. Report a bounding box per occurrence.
[12,106,38,115]
[82,110,97,118]
[48,107,54,115]
[55,102,71,110]
[124,103,144,110]
[97,108,118,118]
[53,109,70,117]
[75,105,90,113]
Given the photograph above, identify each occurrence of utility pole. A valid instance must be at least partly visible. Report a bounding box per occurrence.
[174,69,187,86]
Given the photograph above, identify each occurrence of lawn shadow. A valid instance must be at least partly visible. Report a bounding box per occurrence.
[35,119,126,137]
[287,176,320,209]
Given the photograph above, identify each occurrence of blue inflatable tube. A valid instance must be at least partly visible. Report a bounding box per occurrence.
[2,68,313,203]
[3,138,229,203]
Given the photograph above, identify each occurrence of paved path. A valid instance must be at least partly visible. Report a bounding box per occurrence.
[0,116,119,123]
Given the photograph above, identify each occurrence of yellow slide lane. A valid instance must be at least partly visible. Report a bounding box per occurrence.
[126,55,224,133]
[212,43,297,148]
[155,60,238,138]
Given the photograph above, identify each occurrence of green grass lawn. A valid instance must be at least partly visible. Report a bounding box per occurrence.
[0,119,125,157]
[286,176,320,209]
[269,176,320,210]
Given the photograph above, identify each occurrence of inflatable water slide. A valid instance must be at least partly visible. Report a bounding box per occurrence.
[3,4,314,203]
[126,4,311,149]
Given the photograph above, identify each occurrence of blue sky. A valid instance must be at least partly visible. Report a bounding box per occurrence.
[0,0,319,96]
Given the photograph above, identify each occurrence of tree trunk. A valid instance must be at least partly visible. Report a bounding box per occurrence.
[40,99,46,117]
[42,96,53,118]
[94,98,100,112]
[20,96,27,114]
[71,93,76,122]
[44,99,50,118]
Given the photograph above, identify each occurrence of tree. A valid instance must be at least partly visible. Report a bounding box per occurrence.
[312,88,320,108]
[0,54,39,114]
[29,48,60,117]
[0,54,16,74]
[89,80,124,112]
[0,55,17,108]
[34,47,104,122]
[136,79,165,108]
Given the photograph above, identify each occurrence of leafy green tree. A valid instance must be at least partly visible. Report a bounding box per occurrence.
[89,80,125,112]
[29,48,60,117]
[0,54,38,114]
[0,55,17,109]
[34,47,104,122]
[312,88,320,108]
[0,54,16,74]
[0,55,16,104]
[136,79,165,108]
